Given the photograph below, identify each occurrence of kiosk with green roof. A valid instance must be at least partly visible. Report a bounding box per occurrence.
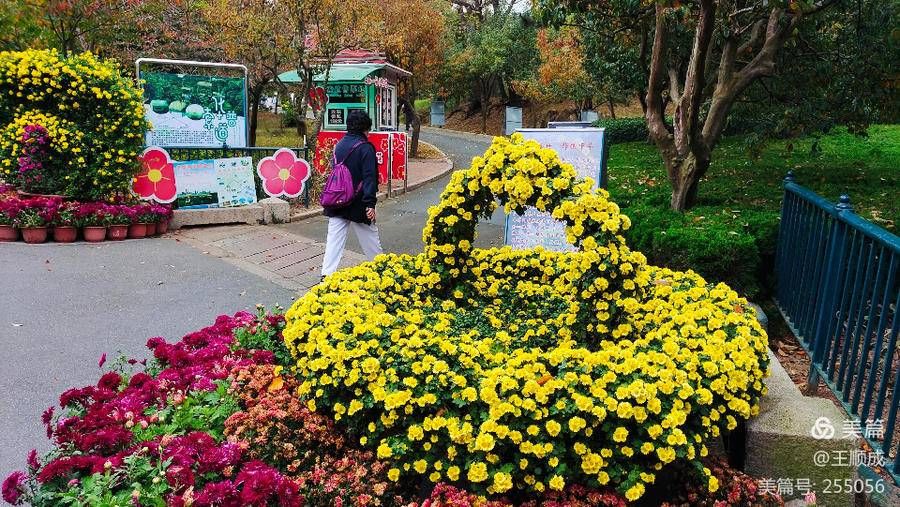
[279,50,412,191]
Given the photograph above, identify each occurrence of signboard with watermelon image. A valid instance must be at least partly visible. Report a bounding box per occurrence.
[141,72,247,148]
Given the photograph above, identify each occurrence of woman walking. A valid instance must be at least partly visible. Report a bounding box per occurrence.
[321,110,383,279]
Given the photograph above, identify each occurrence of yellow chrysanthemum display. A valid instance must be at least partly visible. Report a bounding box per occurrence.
[0,49,148,199]
[283,134,770,501]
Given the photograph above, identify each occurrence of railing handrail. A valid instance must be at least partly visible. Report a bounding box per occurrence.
[157,144,308,152]
[776,171,899,485]
[784,180,900,255]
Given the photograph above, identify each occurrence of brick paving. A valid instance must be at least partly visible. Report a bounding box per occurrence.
[174,225,364,292]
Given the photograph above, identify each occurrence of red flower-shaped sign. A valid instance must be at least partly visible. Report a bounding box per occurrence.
[257,149,311,198]
[133,147,176,203]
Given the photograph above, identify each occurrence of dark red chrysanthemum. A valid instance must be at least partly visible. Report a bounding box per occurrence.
[26,450,39,471]
[194,480,240,507]
[2,471,26,505]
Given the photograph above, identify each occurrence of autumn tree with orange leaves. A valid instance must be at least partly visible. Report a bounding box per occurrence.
[378,0,447,156]
[514,27,599,119]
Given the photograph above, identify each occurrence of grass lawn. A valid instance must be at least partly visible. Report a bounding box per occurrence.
[607,124,899,297]
[256,112,307,148]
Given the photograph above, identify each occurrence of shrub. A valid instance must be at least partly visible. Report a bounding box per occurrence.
[593,117,651,144]
[283,134,770,501]
[0,49,148,199]
[619,198,779,298]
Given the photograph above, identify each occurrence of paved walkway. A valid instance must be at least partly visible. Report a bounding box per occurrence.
[175,225,365,291]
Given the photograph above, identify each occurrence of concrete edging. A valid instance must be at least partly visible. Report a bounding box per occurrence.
[745,303,859,506]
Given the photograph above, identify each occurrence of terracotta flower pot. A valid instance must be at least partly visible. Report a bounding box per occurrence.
[0,225,17,242]
[108,224,129,241]
[52,226,77,243]
[157,219,169,235]
[82,226,107,243]
[128,223,147,239]
[145,222,158,236]
[21,227,48,244]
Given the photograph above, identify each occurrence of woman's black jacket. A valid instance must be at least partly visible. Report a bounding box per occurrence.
[323,132,378,225]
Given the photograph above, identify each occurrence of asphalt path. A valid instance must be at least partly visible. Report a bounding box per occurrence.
[280,127,503,255]
[0,239,296,481]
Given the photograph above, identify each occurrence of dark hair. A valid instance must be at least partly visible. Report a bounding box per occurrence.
[347,110,373,134]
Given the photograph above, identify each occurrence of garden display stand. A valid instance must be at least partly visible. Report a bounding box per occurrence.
[282,134,772,500]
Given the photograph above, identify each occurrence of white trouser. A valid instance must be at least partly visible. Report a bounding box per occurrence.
[321,217,383,276]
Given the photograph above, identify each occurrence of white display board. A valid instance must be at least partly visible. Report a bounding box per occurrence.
[173,156,256,209]
[504,128,607,251]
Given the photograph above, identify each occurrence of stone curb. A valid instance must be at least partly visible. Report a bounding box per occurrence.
[745,303,859,506]
[289,146,454,223]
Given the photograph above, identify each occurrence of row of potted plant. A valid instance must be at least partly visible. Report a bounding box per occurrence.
[0,197,173,244]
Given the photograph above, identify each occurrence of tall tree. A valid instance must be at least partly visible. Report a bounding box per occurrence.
[282,0,382,141]
[378,0,447,156]
[203,0,293,146]
[444,1,537,132]
[514,27,600,120]
[539,0,896,211]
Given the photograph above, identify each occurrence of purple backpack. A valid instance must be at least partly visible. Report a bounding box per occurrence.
[320,141,364,209]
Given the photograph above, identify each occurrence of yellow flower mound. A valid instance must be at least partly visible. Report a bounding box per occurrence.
[0,49,148,199]
[284,134,769,500]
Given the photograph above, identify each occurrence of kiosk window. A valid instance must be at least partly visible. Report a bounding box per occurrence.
[377,86,396,130]
[326,84,365,103]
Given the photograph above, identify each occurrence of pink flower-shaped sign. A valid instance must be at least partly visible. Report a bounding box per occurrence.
[257,149,311,198]
[133,147,176,203]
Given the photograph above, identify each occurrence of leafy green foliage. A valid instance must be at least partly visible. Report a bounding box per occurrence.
[132,381,239,442]
[30,452,171,507]
[232,305,291,367]
[729,2,900,140]
[609,125,899,298]
[439,4,538,115]
[595,117,651,143]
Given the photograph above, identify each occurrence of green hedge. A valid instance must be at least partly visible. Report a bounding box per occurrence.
[595,115,763,143]
[605,138,783,300]
[620,197,779,299]
[594,117,649,143]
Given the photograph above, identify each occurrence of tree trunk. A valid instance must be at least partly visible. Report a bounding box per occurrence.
[607,97,616,119]
[666,153,709,211]
[400,96,421,158]
[248,88,262,147]
[411,115,421,158]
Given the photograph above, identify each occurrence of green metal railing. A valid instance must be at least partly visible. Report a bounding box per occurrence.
[775,171,899,484]
[160,144,312,207]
